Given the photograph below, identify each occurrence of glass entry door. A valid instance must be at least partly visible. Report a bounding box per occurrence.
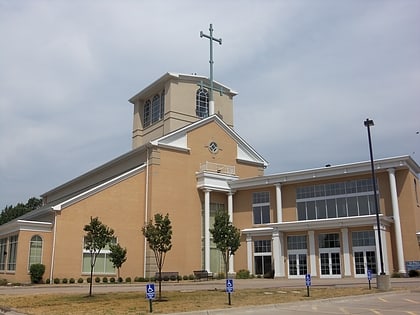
[288,251,307,278]
[354,249,376,277]
[319,251,341,278]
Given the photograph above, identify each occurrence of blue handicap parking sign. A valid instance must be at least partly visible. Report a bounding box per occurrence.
[305,274,311,286]
[146,283,155,299]
[226,279,234,293]
[367,269,372,281]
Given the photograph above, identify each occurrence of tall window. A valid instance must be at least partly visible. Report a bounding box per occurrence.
[8,235,18,271]
[144,100,151,127]
[0,238,7,270]
[252,192,270,224]
[196,88,209,118]
[28,235,43,269]
[296,179,379,221]
[143,89,165,128]
[254,240,272,276]
[82,237,116,275]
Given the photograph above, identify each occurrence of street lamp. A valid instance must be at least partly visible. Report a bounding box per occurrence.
[364,118,385,275]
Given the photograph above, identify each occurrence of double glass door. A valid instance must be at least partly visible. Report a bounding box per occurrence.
[319,251,341,277]
[354,248,376,277]
[288,251,307,278]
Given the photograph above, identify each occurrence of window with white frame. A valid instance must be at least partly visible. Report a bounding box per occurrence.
[28,235,43,269]
[7,235,18,271]
[254,240,272,275]
[352,231,375,247]
[82,237,116,275]
[196,88,209,118]
[296,179,379,221]
[252,191,270,224]
[0,238,7,270]
[143,90,165,128]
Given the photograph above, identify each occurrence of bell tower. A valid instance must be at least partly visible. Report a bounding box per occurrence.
[128,72,237,149]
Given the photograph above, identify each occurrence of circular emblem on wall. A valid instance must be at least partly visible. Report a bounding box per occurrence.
[208,141,219,154]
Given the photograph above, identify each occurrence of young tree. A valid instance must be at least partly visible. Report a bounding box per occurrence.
[209,210,241,279]
[109,243,127,279]
[83,217,114,296]
[142,213,172,301]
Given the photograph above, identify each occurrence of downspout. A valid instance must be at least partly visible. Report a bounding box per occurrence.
[50,207,59,283]
[143,146,150,278]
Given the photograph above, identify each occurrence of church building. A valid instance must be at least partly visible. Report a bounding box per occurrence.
[1,72,419,283]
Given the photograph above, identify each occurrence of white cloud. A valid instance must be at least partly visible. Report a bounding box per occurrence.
[1,0,419,208]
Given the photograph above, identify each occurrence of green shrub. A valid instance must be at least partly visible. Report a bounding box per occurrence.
[69,278,75,284]
[125,277,132,283]
[391,272,402,278]
[110,277,116,283]
[170,274,178,281]
[77,278,84,283]
[118,277,123,283]
[87,277,91,283]
[408,269,419,277]
[102,277,108,283]
[62,278,68,284]
[95,277,101,283]
[183,275,188,280]
[188,274,194,280]
[0,279,8,286]
[45,278,50,284]
[236,269,250,279]
[53,278,60,284]
[29,263,45,284]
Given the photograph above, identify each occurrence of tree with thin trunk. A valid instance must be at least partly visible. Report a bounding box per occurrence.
[83,217,114,296]
[142,213,172,301]
[209,210,241,279]
[109,243,127,279]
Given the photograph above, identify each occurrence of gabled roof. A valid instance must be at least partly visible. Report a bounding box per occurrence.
[150,114,269,167]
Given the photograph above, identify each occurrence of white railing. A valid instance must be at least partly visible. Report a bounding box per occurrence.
[199,161,235,175]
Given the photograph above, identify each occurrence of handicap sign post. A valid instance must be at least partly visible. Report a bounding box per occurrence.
[146,283,155,312]
[367,269,372,290]
[305,274,311,297]
[226,279,234,305]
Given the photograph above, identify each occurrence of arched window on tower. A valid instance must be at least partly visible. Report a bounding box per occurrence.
[28,235,43,269]
[151,94,161,124]
[160,90,165,120]
[196,88,209,118]
[143,99,151,127]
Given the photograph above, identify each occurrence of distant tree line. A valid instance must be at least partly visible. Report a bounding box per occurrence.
[0,197,42,225]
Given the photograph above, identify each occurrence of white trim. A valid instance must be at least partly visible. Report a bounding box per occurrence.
[52,165,145,211]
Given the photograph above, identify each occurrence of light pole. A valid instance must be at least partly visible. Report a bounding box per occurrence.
[364,118,385,276]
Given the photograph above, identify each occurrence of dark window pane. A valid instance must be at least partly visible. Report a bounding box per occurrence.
[297,203,306,221]
[307,201,316,220]
[316,200,326,219]
[347,197,358,216]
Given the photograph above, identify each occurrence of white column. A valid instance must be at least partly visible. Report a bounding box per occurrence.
[227,192,234,274]
[275,184,283,223]
[272,230,284,277]
[246,235,253,273]
[374,223,390,275]
[308,230,317,276]
[341,228,351,277]
[204,189,211,272]
[388,168,406,274]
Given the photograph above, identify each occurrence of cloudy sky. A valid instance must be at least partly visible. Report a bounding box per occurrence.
[1,0,419,209]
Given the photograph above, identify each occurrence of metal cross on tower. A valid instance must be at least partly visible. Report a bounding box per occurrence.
[200,23,223,116]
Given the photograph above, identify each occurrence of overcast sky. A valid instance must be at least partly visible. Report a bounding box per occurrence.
[1,0,419,209]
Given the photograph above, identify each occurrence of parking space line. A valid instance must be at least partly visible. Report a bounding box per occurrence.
[370,309,382,314]
[404,299,420,304]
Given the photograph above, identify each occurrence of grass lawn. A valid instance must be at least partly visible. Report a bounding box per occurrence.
[0,286,383,315]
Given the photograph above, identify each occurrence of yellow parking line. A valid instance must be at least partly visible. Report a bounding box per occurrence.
[404,298,420,304]
[370,309,382,315]
[404,312,417,315]
[378,297,388,303]
[339,307,350,314]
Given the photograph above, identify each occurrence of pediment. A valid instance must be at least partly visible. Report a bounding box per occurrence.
[150,115,268,167]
